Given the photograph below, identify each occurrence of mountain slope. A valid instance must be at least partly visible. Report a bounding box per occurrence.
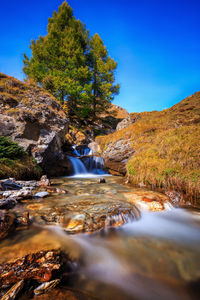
[96,92,200,203]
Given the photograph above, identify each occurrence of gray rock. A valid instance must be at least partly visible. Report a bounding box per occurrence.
[88,142,101,155]
[34,191,49,198]
[116,115,132,130]
[0,74,69,177]
[3,189,32,200]
[101,139,135,175]
[0,180,22,191]
[0,198,17,209]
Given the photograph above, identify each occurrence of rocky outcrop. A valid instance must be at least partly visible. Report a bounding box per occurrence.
[101,139,134,175]
[0,73,70,176]
[116,113,140,131]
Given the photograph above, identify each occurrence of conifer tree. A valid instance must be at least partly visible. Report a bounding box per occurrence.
[89,33,120,121]
[23,1,91,119]
[23,2,120,124]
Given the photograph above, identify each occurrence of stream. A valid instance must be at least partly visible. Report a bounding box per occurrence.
[0,146,200,299]
[0,176,199,299]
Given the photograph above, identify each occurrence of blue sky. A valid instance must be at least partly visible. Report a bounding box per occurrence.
[0,0,199,112]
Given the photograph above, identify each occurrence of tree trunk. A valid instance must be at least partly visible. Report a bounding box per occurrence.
[92,71,97,122]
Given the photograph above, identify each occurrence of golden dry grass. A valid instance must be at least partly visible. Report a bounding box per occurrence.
[96,92,200,204]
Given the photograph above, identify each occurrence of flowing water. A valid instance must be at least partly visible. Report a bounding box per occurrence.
[0,176,200,299]
[68,156,88,175]
[69,145,109,176]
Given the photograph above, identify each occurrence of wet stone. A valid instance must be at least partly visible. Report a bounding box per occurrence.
[3,189,33,200]
[34,279,60,295]
[0,180,22,191]
[35,191,49,198]
[1,279,24,300]
[0,250,69,286]
[0,211,15,240]
[0,198,17,210]
[38,176,51,188]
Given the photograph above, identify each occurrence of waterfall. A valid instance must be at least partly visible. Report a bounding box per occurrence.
[72,145,90,156]
[68,156,87,175]
[68,145,109,177]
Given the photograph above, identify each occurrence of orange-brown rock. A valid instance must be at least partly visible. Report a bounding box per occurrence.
[38,176,51,187]
[0,211,15,240]
[0,250,68,286]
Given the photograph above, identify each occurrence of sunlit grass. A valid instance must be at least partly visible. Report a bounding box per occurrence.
[96,92,200,204]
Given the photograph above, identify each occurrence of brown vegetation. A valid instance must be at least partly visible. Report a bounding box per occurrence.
[96,92,200,204]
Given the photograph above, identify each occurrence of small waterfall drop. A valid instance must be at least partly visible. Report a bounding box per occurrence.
[68,145,109,177]
[68,156,87,175]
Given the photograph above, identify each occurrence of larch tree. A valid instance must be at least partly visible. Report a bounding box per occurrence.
[23,1,92,120]
[23,1,120,124]
[89,33,120,121]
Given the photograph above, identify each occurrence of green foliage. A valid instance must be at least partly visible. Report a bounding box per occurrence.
[0,135,26,160]
[89,33,120,120]
[23,1,119,123]
[23,1,91,110]
[0,136,42,180]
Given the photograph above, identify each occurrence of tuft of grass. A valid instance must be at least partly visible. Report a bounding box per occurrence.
[0,136,42,180]
[0,157,42,180]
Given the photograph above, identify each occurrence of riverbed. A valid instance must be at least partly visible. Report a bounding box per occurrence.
[0,176,200,299]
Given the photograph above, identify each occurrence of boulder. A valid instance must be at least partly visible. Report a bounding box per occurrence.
[116,113,140,131]
[101,139,135,175]
[116,115,132,131]
[0,74,69,177]
[88,142,101,155]
[0,180,22,191]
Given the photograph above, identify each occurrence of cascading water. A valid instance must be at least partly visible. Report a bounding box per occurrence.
[68,156,87,175]
[68,145,109,177]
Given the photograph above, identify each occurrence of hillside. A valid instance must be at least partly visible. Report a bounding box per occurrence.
[96,92,200,204]
[0,73,69,178]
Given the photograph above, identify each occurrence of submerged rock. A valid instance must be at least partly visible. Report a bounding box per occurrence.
[16,212,30,229]
[46,187,69,194]
[1,280,24,300]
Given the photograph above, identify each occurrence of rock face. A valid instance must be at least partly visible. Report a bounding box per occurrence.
[101,139,134,175]
[0,73,70,177]
[116,113,140,131]
[116,115,132,131]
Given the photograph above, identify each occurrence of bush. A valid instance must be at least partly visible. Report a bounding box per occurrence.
[0,135,26,159]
